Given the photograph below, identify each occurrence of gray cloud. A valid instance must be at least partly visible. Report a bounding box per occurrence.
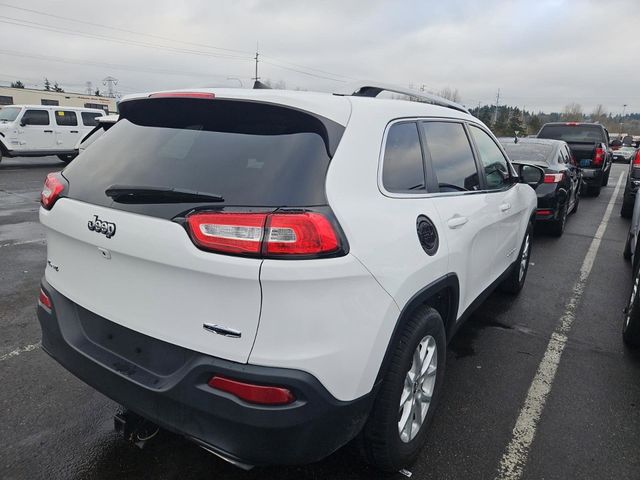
[0,0,637,113]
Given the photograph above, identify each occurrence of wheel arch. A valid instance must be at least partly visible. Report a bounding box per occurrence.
[375,273,459,384]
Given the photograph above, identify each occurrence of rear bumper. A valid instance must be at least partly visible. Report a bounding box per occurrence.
[581,168,604,186]
[37,279,374,466]
[535,184,564,222]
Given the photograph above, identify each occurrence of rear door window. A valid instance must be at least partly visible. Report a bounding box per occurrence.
[382,122,426,193]
[22,109,50,125]
[55,111,78,126]
[62,99,345,216]
[422,121,479,192]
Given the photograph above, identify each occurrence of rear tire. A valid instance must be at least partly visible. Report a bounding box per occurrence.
[588,185,601,197]
[623,232,632,261]
[621,200,634,219]
[571,185,580,214]
[623,264,640,348]
[360,306,446,472]
[602,169,610,186]
[57,154,77,164]
[548,204,568,237]
[500,222,533,294]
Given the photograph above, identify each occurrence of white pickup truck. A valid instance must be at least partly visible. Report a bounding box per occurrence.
[0,105,105,164]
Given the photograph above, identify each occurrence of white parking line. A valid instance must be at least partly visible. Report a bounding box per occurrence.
[0,342,41,362]
[496,172,625,480]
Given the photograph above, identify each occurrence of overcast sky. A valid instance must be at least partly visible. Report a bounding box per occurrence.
[0,0,637,113]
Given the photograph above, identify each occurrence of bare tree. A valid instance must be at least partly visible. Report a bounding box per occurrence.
[563,102,583,121]
[437,87,461,103]
[591,104,607,123]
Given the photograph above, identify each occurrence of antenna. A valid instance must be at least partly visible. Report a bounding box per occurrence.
[85,81,93,95]
[493,88,500,124]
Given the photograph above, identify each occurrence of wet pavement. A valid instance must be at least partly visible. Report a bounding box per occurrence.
[1,158,639,479]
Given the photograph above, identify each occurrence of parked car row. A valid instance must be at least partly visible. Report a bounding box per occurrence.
[35,84,548,472]
[28,85,632,473]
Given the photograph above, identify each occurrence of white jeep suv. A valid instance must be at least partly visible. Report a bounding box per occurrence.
[37,84,540,471]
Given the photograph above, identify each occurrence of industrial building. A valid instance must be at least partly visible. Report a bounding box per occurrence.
[0,86,116,113]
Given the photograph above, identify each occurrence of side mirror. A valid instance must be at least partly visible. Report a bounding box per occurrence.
[512,163,545,189]
[20,117,30,127]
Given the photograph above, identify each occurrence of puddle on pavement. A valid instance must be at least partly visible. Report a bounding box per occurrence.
[0,221,45,243]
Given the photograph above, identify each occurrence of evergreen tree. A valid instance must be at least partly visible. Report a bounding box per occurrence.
[53,82,64,93]
[528,115,542,135]
[508,107,525,136]
[94,89,101,96]
[10,80,24,88]
[44,78,51,91]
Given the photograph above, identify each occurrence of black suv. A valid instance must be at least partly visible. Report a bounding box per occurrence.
[537,122,612,196]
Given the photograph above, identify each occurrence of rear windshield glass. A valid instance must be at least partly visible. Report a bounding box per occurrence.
[63,99,344,209]
[0,106,20,122]
[501,143,554,163]
[537,125,605,143]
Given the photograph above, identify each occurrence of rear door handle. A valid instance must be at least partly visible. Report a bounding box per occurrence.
[500,203,512,212]
[447,216,468,229]
[70,130,79,133]
[44,130,53,133]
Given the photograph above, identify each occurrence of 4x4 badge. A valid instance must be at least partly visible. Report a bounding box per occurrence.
[88,215,116,239]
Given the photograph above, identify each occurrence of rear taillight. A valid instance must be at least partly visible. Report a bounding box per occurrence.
[38,288,52,312]
[40,172,66,210]
[537,209,553,216]
[633,151,640,166]
[187,212,267,255]
[265,213,339,256]
[593,147,605,166]
[186,211,342,258]
[544,173,564,183]
[208,376,295,405]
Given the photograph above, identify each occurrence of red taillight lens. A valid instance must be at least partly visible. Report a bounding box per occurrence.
[186,211,342,258]
[149,92,215,99]
[40,172,65,210]
[593,147,605,166]
[537,209,553,216]
[187,212,267,254]
[208,376,295,405]
[544,173,564,183]
[633,151,640,166]
[38,288,52,311]
[265,213,339,256]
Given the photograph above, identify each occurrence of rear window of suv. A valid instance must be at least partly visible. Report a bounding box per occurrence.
[537,124,606,143]
[62,98,345,213]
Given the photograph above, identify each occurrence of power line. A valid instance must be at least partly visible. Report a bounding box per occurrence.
[0,2,355,84]
[0,16,252,61]
[0,2,253,56]
[0,49,248,79]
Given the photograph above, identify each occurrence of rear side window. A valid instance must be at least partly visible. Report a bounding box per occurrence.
[423,122,479,192]
[55,111,78,126]
[81,112,102,126]
[382,122,425,192]
[63,99,345,213]
[469,125,510,190]
[22,109,50,125]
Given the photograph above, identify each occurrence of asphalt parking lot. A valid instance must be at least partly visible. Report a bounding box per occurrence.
[1,158,639,480]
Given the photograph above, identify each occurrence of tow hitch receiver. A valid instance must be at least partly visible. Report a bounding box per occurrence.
[114,409,160,449]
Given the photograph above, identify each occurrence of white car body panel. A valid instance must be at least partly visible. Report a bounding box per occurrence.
[40,198,263,364]
[251,255,399,401]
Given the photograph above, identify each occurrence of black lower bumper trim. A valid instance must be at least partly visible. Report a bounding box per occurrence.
[37,279,374,466]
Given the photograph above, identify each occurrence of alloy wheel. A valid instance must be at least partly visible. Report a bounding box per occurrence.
[398,335,437,443]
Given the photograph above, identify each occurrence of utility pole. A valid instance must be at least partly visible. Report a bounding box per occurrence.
[252,42,260,82]
[102,76,118,98]
[493,88,501,124]
[85,81,93,95]
[621,104,628,135]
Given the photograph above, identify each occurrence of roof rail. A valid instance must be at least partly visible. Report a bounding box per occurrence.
[334,81,470,114]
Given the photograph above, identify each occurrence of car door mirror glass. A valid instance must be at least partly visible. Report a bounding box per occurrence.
[513,163,544,188]
[20,117,30,126]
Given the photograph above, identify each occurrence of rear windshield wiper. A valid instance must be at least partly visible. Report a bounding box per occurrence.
[105,185,224,204]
